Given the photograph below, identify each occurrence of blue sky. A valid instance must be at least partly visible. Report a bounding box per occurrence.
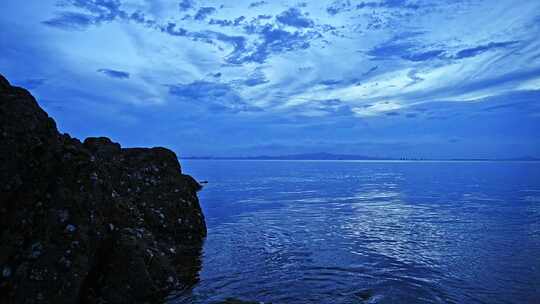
[1,0,539,158]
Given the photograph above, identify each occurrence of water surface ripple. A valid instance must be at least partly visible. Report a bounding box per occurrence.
[172,161,540,304]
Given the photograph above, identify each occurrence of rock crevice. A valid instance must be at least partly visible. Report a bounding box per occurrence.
[0,74,206,304]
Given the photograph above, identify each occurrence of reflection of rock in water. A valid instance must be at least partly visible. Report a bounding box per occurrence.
[0,74,206,303]
[173,245,204,287]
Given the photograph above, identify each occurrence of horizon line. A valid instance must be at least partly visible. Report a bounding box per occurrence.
[179,154,540,161]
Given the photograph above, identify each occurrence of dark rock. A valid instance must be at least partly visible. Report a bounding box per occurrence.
[0,74,206,303]
[218,298,266,304]
[354,289,374,302]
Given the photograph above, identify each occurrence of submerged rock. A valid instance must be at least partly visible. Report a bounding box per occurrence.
[0,74,206,303]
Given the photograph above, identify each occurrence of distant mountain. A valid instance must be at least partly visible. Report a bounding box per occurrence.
[183,153,398,160]
[245,152,388,160]
[182,152,386,160]
[181,153,540,161]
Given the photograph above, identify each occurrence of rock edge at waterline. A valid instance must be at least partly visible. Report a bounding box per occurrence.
[0,74,206,304]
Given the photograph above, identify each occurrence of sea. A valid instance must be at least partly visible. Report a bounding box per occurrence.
[171,160,540,304]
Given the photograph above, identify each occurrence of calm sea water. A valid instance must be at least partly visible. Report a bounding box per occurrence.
[172,160,540,304]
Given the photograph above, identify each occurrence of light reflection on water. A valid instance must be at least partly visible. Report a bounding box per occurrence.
[172,161,540,304]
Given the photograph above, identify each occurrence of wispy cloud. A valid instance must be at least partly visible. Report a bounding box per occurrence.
[97,69,130,79]
[454,41,519,59]
[168,81,262,113]
[42,12,95,30]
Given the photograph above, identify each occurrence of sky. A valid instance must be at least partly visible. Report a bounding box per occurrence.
[1,0,540,158]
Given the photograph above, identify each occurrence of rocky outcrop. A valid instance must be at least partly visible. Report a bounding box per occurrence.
[0,74,206,303]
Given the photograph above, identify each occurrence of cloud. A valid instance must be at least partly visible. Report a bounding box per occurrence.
[203,32,247,64]
[169,81,228,99]
[249,1,267,9]
[327,0,420,15]
[156,23,250,66]
[168,81,261,113]
[209,16,246,27]
[41,0,321,65]
[194,7,216,21]
[367,41,414,59]
[312,99,352,115]
[361,66,379,77]
[244,70,269,87]
[42,12,95,30]
[5,0,540,158]
[256,14,272,20]
[42,0,126,29]
[480,90,540,112]
[276,8,314,28]
[179,0,195,11]
[327,0,352,15]
[366,39,445,62]
[352,101,403,117]
[97,69,130,79]
[404,67,540,103]
[70,0,123,15]
[406,70,424,87]
[320,79,343,86]
[454,41,519,59]
[240,24,321,63]
[208,19,233,26]
[402,50,445,62]
[356,0,420,10]
[367,37,519,66]
[161,22,188,36]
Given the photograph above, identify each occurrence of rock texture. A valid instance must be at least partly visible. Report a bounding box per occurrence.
[0,74,206,304]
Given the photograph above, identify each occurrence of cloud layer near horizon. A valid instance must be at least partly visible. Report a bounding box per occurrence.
[1,0,539,158]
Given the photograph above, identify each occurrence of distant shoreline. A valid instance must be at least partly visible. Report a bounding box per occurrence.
[180,157,540,162]
[179,152,539,162]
